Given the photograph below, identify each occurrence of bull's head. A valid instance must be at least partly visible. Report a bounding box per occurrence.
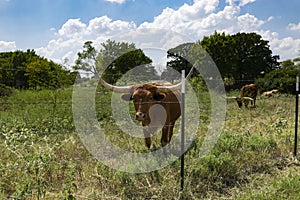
[226,96,254,108]
[120,84,167,122]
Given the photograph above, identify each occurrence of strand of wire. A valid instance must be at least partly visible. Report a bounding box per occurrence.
[0,67,293,84]
[0,95,294,105]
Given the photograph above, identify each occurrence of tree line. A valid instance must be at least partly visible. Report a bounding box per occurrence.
[0,49,77,93]
[1,31,299,96]
[76,32,299,93]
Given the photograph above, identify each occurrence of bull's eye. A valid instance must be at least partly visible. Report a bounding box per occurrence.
[133,98,142,104]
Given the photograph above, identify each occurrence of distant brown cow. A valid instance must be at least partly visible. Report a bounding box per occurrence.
[97,68,194,149]
[227,84,258,108]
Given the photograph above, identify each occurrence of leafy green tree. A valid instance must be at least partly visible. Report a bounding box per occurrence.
[163,43,194,82]
[0,54,14,87]
[98,39,136,73]
[25,60,50,88]
[74,41,98,76]
[106,49,156,84]
[256,56,300,94]
[25,59,76,89]
[199,32,234,79]
[294,57,300,67]
[281,57,300,68]
[75,40,154,84]
[281,59,295,68]
[0,50,75,89]
[199,32,280,88]
[256,66,299,94]
[232,32,279,81]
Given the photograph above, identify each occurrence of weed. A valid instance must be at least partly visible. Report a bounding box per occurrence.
[0,88,298,199]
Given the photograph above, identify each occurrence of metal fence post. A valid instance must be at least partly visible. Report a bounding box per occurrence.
[294,76,299,157]
[181,70,185,191]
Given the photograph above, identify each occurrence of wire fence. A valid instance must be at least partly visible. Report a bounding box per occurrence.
[0,86,297,155]
[0,90,296,130]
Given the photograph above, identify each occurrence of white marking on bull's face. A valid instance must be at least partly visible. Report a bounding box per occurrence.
[132,90,154,122]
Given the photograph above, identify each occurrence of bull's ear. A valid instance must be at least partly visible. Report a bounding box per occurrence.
[154,93,166,100]
[121,93,132,101]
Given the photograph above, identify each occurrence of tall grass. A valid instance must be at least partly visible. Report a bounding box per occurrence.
[0,86,299,199]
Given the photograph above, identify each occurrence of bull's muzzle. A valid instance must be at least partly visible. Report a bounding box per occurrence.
[135,112,146,121]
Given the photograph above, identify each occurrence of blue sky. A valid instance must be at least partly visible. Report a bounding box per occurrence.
[0,0,300,63]
[0,0,191,47]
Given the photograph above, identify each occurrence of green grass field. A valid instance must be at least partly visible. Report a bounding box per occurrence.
[0,87,299,199]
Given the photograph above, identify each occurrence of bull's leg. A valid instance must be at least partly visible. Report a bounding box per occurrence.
[168,122,175,142]
[161,126,169,146]
[143,127,151,149]
[244,99,249,108]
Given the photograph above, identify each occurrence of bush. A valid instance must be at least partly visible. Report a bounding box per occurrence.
[255,66,300,94]
[0,83,13,97]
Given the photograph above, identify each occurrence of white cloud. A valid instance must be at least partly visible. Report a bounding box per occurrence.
[239,0,256,6]
[139,0,299,61]
[36,38,81,64]
[87,16,136,36]
[104,0,127,4]
[36,16,136,64]
[140,1,265,38]
[272,37,300,60]
[140,0,219,31]
[258,30,300,60]
[112,28,193,51]
[35,0,300,64]
[288,22,300,31]
[267,16,274,22]
[199,5,240,30]
[58,18,86,38]
[0,41,16,52]
[237,13,264,31]
[225,0,256,6]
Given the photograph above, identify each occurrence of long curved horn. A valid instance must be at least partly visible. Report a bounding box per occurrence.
[98,64,196,93]
[157,65,195,92]
[226,97,238,100]
[98,76,131,93]
[241,97,254,101]
[156,82,181,92]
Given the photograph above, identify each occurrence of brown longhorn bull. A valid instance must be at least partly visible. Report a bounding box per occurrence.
[227,84,258,108]
[97,68,193,149]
